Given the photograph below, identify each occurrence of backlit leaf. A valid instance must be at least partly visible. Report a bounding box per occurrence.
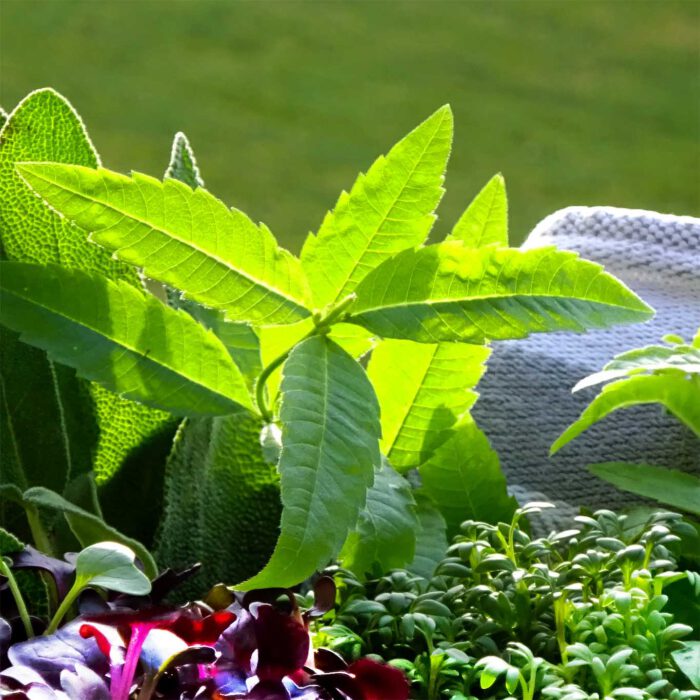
[368,339,490,469]
[419,417,517,537]
[349,242,653,343]
[236,335,381,589]
[17,162,312,325]
[258,320,374,408]
[573,341,700,392]
[552,373,700,453]
[301,106,452,307]
[0,262,255,417]
[447,173,508,247]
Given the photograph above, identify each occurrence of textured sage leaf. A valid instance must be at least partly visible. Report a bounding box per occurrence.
[0,262,255,417]
[368,339,490,470]
[419,417,517,537]
[0,88,172,484]
[164,131,204,189]
[154,411,281,598]
[75,541,151,595]
[301,105,452,307]
[350,242,654,343]
[17,162,312,325]
[447,173,508,247]
[22,486,158,578]
[552,373,700,453]
[574,342,700,392]
[340,461,418,577]
[589,463,700,516]
[236,335,381,590]
[406,494,448,579]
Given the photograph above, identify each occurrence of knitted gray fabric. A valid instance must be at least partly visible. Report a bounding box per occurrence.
[472,206,700,527]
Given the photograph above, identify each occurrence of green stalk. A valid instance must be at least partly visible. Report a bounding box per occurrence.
[45,577,84,634]
[0,557,33,638]
[25,503,54,556]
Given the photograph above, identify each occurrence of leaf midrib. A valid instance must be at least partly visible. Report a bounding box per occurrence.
[4,284,236,404]
[354,290,647,315]
[21,166,308,313]
[329,111,448,303]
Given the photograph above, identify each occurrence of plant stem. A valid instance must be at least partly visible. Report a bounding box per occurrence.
[45,578,83,634]
[255,293,357,422]
[0,557,33,638]
[25,504,54,557]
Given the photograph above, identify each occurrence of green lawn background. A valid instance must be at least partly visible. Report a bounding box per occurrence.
[1,0,698,250]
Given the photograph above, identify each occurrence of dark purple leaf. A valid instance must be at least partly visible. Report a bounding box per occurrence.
[11,547,74,601]
[169,607,236,644]
[216,608,257,674]
[246,679,290,700]
[7,621,107,686]
[253,605,309,682]
[150,564,202,603]
[305,578,336,621]
[347,658,409,700]
[313,649,348,673]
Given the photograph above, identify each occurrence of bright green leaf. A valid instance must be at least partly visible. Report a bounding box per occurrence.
[22,486,158,578]
[16,162,312,325]
[0,262,255,417]
[258,320,374,407]
[340,460,418,577]
[349,242,653,343]
[407,493,448,579]
[301,105,453,307]
[447,173,508,247]
[574,341,700,392]
[368,339,490,469]
[589,463,700,516]
[75,541,152,595]
[420,416,517,537]
[0,88,171,485]
[159,133,263,390]
[236,335,381,589]
[552,373,700,453]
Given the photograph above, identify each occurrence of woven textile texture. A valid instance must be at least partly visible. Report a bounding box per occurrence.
[472,206,700,528]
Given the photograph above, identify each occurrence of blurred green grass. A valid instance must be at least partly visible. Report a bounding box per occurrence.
[1,0,698,250]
